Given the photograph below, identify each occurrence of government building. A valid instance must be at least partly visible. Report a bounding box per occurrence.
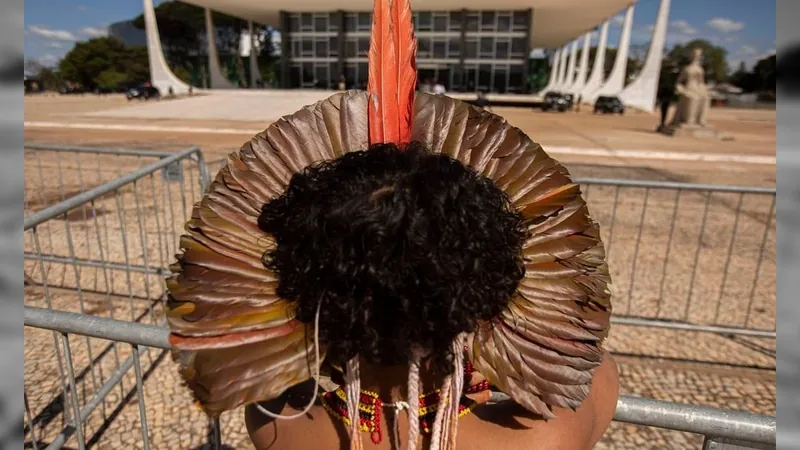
[140,0,671,111]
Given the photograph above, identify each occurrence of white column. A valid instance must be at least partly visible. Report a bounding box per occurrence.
[619,0,671,112]
[580,21,609,100]
[248,21,263,89]
[205,8,236,89]
[562,40,579,91]
[540,48,561,93]
[554,45,569,89]
[569,33,592,96]
[142,0,191,94]
[587,5,634,102]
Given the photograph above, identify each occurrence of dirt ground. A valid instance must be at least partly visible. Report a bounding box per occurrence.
[23,94,777,449]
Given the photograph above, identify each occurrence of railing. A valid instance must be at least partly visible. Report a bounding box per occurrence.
[573,178,776,340]
[23,145,208,450]
[24,306,777,450]
[22,145,776,448]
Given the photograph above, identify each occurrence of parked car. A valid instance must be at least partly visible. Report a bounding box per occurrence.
[541,91,573,112]
[58,85,85,95]
[126,85,161,101]
[594,96,625,114]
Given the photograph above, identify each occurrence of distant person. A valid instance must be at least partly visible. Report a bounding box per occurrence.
[474,91,492,111]
[433,81,446,95]
[168,86,175,98]
[337,75,347,91]
[419,78,433,93]
[188,86,194,96]
[657,86,673,128]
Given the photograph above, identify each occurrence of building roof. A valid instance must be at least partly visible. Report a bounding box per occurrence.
[180,0,636,48]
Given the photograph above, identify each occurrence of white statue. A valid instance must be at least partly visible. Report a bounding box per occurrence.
[668,47,711,128]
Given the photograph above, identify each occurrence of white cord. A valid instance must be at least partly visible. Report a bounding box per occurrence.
[255,299,322,420]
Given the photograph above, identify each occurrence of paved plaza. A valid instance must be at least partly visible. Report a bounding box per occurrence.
[23,92,776,449]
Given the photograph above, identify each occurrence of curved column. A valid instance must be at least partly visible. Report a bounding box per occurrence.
[554,45,569,89]
[205,8,236,89]
[142,0,191,94]
[248,21,263,88]
[569,33,592,96]
[580,21,609,100]
[619,0,671,112]
[585,5,634,103]
[539,48,562,93]
[562,40,579,92]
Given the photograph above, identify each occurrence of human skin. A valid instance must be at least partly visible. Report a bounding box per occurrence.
[245,350,619,450]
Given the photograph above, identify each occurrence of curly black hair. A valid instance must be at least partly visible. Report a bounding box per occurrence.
[258,142,527,373]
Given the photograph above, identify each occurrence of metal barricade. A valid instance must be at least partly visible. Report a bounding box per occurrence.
[24,306,777,449]
[574,178,776,339]
[23,144,209,449]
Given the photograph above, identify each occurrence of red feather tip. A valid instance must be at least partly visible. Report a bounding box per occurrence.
[367,0,418,146]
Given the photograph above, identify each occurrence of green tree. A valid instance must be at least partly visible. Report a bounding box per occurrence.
[728,61,759,92]
[59,37,149,90]
[752,53,776,92]
[24,61,64,91]
[663,39,729,84]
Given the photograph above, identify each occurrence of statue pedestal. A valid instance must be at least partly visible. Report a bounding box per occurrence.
[657,124,732,140]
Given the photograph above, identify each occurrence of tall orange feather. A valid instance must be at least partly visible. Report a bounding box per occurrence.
[367,0,417,146]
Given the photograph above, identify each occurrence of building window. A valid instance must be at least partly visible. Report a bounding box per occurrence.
[289,15,300,32]
[448,38,461,58]
[512,11,528,31]
[315,38,329,57]
[300,13,312,32]
[497,12,511,32]
[433,12,448,32]
[466,12,479,32]
[496,38,510,59]
[465,39,477,59]
[358,12,371,31]
[358,37,370,55]
[479,37,493,58]
[449,11,462,31]
[417,12,432,31]
[418,37,431,58]
[511,37,526,57]
[314,15,327,32]
[481,12,495,31]
[433,39,447,58]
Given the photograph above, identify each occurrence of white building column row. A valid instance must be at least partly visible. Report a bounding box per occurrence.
[205,8,237,89]
[248,20,263,89]
[542,0,671,113]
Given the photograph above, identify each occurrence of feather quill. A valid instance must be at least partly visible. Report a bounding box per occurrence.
[367,0,417,145]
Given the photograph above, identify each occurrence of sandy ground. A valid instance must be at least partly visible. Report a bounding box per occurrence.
[23,94,777,449]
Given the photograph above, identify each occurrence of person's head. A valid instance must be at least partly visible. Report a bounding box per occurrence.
[258,142,527,375]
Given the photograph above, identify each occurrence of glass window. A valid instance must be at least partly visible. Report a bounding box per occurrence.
[418,37,431,58]
[301,13,312,31]
[290,66,301,88]
[478,64,491,89]
[464,65,476,91]
[466,13,479,32]
[433,39,446,58]
[358,63,369,88]
[346,38,358,58]
[496,39,509,59]
[418,12,432,31]
[449,12,462,31]
[302,40,313,57]
[288,15,300,32]
[302,62,314,84]
[512,11,528,31]
[480,37,493,57]
[434,14,447,31]
[315,66,327,86]
[329,37,339,56]
[314,15,327,32]
[497,13,511,32]
[448,39,461,58]
[358,12,371,31]
[345,13,357,31]
[511,37,526,57]
[509,64,524,92]
[316,39,328,57]
[481,12,496,31]
[291,40,301,57]
[465,39,477,58]
[493,66,508,93]
[358,37,370,55]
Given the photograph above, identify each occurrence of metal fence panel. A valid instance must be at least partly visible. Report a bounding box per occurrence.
[23,145,208,450]
[575,178,776,338]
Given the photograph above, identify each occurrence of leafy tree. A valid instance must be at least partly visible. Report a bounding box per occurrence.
[59,37,149,90]
[752,53,776,92]
[728,61,759,92]
[664,39,729,84]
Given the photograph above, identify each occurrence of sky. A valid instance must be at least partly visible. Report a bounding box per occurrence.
[23,0,776,71]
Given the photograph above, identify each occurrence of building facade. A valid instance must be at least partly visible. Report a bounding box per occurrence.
[280,9,532,93]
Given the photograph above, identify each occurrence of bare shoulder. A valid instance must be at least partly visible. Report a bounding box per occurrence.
[462,351,619,450]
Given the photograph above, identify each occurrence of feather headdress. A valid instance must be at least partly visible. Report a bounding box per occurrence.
[166,0,612,448]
